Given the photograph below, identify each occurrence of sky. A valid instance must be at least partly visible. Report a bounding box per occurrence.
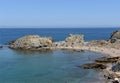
[0,0,120,28]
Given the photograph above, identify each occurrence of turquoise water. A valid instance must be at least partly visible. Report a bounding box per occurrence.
[0,47,107,83]
[0,28,115,83]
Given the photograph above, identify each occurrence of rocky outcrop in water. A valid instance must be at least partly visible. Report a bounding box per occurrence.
[9,35,53,50]
[80,63,106,69]
[79,56,120,70]
[95,56,120,63]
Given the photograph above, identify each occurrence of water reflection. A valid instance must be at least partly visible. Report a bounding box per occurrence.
[12,49,53,55]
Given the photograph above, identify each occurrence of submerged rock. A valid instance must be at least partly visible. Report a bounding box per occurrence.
[95,56,120,63]
[0,45,3,48]
[9,35,53,50]
[80,63,106,69]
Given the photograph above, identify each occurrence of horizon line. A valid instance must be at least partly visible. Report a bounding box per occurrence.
[0,26,120,28]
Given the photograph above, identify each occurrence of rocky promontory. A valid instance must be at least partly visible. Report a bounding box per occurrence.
[9,35,53,50]
[7,30,120,83]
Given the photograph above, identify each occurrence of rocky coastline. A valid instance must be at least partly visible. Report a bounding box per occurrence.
[8,30,120,83]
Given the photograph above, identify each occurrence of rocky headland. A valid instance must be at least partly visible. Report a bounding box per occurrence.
[8,30,120,82]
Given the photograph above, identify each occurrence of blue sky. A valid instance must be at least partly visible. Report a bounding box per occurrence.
[0,0,120,28]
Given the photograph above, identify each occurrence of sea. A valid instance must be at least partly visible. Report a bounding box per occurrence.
[0,28,119,83]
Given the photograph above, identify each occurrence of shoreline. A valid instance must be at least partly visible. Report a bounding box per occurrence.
[6,30,120,83]
[2,43,120,83]
[54,45,120,83]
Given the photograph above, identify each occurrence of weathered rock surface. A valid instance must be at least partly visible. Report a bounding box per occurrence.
[109,30,120,43]
[55,34,84,47]
[80,63,106,69]
[95,56,120,63]
[9,35,53,50]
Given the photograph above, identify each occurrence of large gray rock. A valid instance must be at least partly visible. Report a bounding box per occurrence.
[9,35,53,50]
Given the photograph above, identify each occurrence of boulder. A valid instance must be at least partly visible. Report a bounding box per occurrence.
[80,63,106,69]
[9,35,53,50]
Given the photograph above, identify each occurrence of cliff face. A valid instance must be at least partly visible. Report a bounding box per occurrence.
[9,35,53,50]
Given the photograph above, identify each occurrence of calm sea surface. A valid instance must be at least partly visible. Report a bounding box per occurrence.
[0,28,119,83]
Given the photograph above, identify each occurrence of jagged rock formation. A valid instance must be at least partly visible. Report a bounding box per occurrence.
[9,35,53,50]
[55,34,84,47]
[107,30,120,49]
[109,30,120,43]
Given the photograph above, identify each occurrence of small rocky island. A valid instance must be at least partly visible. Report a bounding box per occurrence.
[9,35,53,50]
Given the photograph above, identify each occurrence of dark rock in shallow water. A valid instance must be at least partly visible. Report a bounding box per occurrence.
[79,63,106,69]
[95,56,120,63]
[6,40,16,45]
[73,49,84,52]
[0,46,3,48]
